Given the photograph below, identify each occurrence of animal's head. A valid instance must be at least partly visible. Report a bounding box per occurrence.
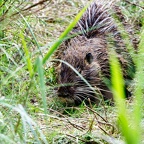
[57,44,102,105]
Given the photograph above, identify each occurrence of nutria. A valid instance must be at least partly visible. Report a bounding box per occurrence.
[54,1,136,105]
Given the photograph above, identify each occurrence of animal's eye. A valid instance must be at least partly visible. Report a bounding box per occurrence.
[85,53,93,64]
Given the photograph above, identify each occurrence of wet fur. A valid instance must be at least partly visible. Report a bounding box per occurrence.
[55,1,136,105]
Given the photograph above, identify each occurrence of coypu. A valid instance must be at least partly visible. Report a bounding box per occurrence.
[54,1,136,105]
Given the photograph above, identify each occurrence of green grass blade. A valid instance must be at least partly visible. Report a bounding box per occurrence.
[132,21,144,143]
[0,46,18,66]
[110,49,125,109]
[19,13,43,57]
[0,102,48,144]
[109,49,138,144]
[0,134,16,144]
[37,57,48,114]
[54,59,96,93]
[15,105,48,144]
[19,31,34,78]
[42,4,89,64]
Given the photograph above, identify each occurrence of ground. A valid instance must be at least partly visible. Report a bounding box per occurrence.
[0,0,144,143]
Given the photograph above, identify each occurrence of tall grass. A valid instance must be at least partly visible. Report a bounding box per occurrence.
[110,18,144,144]
[42,4,89,64]
[0,1,90,143]
[0,0,144,143]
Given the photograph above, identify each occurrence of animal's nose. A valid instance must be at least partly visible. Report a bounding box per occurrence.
[57,86,74,97]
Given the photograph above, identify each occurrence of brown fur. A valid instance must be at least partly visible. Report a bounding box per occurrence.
[54,1,136,105]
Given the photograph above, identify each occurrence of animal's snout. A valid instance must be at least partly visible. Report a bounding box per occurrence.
[57,86,75,98]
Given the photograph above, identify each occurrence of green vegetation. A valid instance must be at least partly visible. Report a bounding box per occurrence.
[0,0,144,143]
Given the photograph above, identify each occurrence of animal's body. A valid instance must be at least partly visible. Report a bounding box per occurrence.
[55,1,137,105]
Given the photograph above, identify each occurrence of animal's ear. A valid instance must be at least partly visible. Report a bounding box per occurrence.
[85,53,93,64]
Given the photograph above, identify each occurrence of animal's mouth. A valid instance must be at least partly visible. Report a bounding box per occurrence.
[57,92,76,105]
[58,96,75,104]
